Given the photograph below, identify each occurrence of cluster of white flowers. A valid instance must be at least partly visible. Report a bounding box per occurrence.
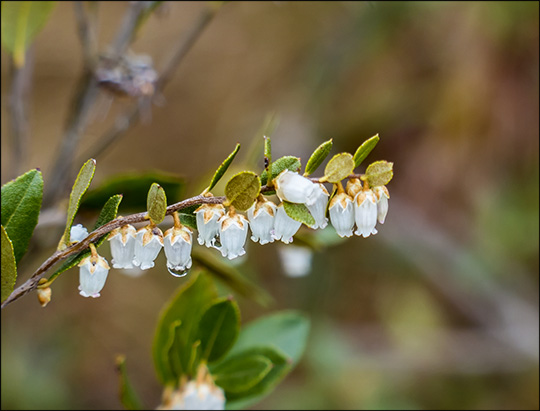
[157,380,225,410]
[76,170,389,298]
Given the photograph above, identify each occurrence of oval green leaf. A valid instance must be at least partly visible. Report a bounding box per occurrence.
[196,298,240,363]
[282,201,315,227]
[365,160,394,187]
[147,183,167,225]
[225,171,261,212]
[153,272,217,384]
[48,194,123,283]
[324,153,355,184]
[264,136,271,170]
[207,143,241,192]
[212,353,272,394]
[115,355,143,411]
[1,168,43,263]
[353,133,380,168]
[304,139,333,176]
[1,1,57,67]
[60,158,96,249]
[1,226,17,303]
[259,156,301,186]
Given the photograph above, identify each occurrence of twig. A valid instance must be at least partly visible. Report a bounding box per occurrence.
[79,2,222,162]
[1,194,226,310]
[74,1,99,68]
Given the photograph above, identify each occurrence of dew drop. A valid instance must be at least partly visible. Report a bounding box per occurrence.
[167,266,190,277]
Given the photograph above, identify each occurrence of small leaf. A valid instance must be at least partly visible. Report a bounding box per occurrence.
[79,171,184,214]
[365,160,394,187]
[196,298,240,363]
[60,158,96,249]
[282,201,315,227]
[1,168,43,263]
[212,354,272,394]
[192,247,273,307]
[147,183,167,225]
[260,156,301,186]
[228,310,310,367]
[304,139,333,176]
[1,226,17,303]
[223,346,291,408]
[164,320,185,380]
[207,143,241,192]
[353,134,379,168]
[48,194,123,283]
[225,171,261,212]
[153,272,218,384]
[323,153,355,183]
[115,355,143,410]
[1,1,57,67]
[264,136,271,170]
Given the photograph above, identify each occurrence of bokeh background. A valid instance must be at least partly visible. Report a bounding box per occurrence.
[1,1,539,409]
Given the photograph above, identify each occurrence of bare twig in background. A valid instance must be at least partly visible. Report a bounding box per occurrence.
[44,2,150,207]
[79,2,222,162]
[7,50,33,179]
[74,1,99,68]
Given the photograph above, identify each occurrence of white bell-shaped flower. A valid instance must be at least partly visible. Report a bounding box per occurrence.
[107,224,137,269]
[218,208,249,260]
[306,183,329,229]
[247,197,276,245]
[373,185,390,224]
[194,204,225,248]
[78,245,110,298]
[354,189,378,238]
[133,225,164,270]
[329,192,355,238]
[158,381,225,410]
[272,203,302,244]
[164,225,193,273]
[274,170,318,206]
[278,244,313,277]
[70,223,88,242]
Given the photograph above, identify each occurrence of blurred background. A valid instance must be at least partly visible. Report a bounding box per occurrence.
[1,1,538,409]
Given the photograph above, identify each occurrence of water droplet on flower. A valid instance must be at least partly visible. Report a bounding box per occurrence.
[167,266,190,277]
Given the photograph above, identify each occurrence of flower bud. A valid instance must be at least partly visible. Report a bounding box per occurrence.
[272,203,302,244]
[274,170,318,206]
[108,224,137,269]
[37,286,52,307]
[218,209,249,260]
[78,251,110,298]
[70,223,88,243]
[133,225,164,270]
[346,178,363,199]
[354,189,378,238]
[329,192,355,238]
[247,197,276,245]
[373,185,390,224]
[194,204,225,248]
[164,225,193,273]
[306,183,329,229]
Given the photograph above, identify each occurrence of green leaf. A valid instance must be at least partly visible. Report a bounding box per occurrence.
[1,226,17,303]
[178,204,199,231]
[353,133,379,168]
[228,310,310,367]
[153,272,218,383]
[323,153,355,183]
[207,143,241,192]
[282,201,315,226]
[259,156,301,186]
[1,1,57,67]
[164,320,185,380]
[191,247,272,307]
[304,139,333,176]
[79,171,184,214]
[365,160,394,187]
[1,169,43,263]
[60,158,96,249]
[212,353,272,394]
[197,298,240,363]
[115,355,143,410]
[147,183,167,225]
[48,194,123,282]
[264,136,271,170]
[224,171,261,212]
[224,346,292,408]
